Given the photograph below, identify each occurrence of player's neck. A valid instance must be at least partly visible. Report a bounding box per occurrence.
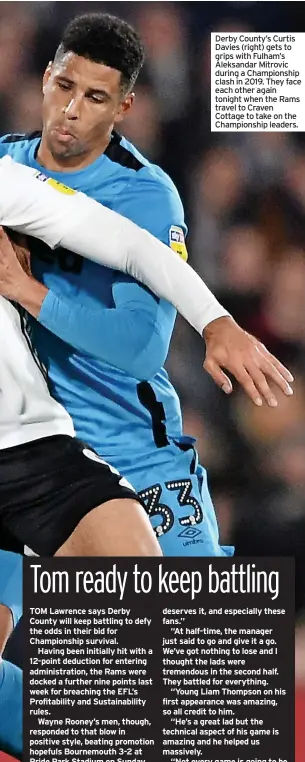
[37,136,110,173]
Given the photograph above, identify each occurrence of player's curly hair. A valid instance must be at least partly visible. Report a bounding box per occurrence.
[56,13,145,94]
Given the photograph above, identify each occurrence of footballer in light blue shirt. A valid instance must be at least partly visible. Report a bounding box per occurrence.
[0,549,22,759]
[0,13,233,557]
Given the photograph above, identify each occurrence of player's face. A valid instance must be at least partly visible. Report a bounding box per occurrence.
[42,52,133,162]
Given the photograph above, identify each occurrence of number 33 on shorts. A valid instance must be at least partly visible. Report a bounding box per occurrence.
[138,478,205,545]
[138,471,234,558]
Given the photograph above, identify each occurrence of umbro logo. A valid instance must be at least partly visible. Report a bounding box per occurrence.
[178,526,202,539]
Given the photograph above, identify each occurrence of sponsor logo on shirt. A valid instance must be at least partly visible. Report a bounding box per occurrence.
[34,171,48,182]
[47,178,76,195]
[169,225,188,261]
[34,171,76,195]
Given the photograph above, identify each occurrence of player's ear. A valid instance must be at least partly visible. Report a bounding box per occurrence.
[114,92,135,125]
[42,62,53,94]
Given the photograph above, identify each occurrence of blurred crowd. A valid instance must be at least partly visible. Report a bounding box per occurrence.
[0,0,304,677]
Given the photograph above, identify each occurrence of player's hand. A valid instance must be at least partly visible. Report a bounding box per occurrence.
[6,230,32,277]
[0,227,29,301]
[0,227,47,316]
[202,316,294,407]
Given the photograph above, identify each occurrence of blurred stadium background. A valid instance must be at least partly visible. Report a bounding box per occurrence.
[0,1,304,757]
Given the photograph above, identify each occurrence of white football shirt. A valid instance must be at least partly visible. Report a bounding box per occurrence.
[0,155,229,334]
[0,297,73,449]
